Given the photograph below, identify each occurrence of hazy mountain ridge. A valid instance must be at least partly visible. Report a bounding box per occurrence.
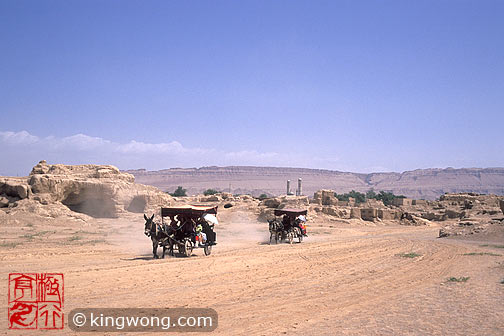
[125,166,504,200]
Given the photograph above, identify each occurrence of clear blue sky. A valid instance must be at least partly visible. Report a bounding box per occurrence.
[1,0,503,176]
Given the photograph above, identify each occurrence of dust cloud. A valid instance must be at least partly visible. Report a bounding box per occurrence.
[218,210,270,245]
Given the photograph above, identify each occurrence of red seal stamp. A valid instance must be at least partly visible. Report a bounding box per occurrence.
[8,273,64,329]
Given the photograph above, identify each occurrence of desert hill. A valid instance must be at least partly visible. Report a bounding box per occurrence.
[125,166,504,200]
[0,160,173,218]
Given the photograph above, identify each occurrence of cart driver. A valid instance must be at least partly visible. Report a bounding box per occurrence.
[166,215,179,234]
[282,215,291,230]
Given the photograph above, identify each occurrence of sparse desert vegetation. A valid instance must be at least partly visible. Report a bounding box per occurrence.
[396,252,422,258]
[447,276,471,283]
[464,252,501,256]
[481,244,504,249]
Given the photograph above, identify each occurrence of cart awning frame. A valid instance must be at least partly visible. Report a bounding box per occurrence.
[274,208,308,217]
[161,205,218,217]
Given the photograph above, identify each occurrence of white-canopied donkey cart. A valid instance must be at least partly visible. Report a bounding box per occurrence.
[268,208,308,244]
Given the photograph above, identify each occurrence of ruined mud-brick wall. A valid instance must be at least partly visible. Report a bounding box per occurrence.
[439,193,501,207]
[312,190,339,206]
[307,189,403,222]
[392,198,413,206]
[359,208,401,222]
[361,208,378,221]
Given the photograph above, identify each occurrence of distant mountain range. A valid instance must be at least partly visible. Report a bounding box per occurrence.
[125,166,504,200]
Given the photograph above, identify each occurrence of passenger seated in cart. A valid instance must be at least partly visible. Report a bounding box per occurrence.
[158,205,218,256]
[201,213,218,245]
[183,217,196,233]
[195,222,207,247]
[296,215,308,237]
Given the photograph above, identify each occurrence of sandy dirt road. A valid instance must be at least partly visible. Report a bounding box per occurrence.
[1,208,503,335]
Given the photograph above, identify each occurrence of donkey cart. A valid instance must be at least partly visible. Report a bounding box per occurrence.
[268,208,307,245]
[160,205,218,257]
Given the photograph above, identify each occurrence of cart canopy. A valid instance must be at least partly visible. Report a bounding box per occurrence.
[202,213,219,225]
[274,208,308,217]
[161,205,218,218]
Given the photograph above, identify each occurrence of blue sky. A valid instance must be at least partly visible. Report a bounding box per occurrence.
[1,0,503,176]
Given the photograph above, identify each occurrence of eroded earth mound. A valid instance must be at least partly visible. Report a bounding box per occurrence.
[0,160,173,218]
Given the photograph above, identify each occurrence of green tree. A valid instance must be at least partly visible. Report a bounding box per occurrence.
[375,191,405,206]
[258,193,269,200]
[170,186,187,197]
[334,190,366,204]
[348,190,366,204]
[366,189,377,199]
[334,192,349,202]
[203,188,219,196]
[335,189,407,206]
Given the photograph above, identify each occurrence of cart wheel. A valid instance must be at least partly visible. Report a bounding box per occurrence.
[288,231,294,245]
[184,240,193,257]
[204,244,212,256]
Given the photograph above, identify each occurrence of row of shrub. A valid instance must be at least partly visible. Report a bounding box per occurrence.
[334,190,405,206]
[168,187,269,199]
[168,186,404,206]
[168,187,222,197]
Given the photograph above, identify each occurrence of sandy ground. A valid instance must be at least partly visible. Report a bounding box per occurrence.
[1,205,503,335]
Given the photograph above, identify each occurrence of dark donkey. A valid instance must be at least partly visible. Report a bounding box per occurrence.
[143,214,171,259]
[268,219,284,244]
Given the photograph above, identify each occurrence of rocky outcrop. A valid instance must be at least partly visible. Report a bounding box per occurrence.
[260,197,281,209]
[276,196,309,209]
[421,212,446,221]
[433,193,504,237]
[401,212,432,226]
[2,161,173,217]
[438,220,499,237]
[0,177,32,208]
[198,195,222,202]
[0,196,10,208]
[321,206,347,218]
